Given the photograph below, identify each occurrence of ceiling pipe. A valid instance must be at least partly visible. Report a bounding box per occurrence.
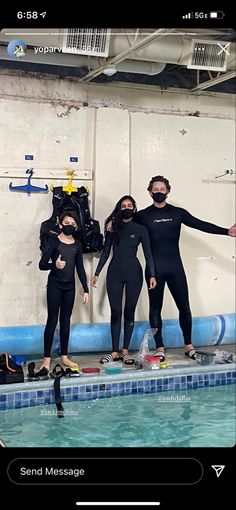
[0,29,235,72]
[110,60,166,75]
[79,28,174,81]
[0,46,166,75]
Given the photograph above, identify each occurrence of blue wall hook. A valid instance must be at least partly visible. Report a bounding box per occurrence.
[9,168,48,196]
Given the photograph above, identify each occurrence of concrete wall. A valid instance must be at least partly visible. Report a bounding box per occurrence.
[0,70,235,328]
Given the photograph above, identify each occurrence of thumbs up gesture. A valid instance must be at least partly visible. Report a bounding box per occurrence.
[56,254,66,269]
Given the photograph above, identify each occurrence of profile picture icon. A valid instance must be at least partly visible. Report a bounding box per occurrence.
[7,39,27,59]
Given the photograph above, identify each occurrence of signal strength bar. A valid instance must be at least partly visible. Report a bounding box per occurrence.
[182,12,193,19]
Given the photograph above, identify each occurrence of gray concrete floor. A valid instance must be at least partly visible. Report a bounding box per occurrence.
[23,344,236,376]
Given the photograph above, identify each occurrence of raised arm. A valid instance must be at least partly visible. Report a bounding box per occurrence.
[181,209,229,235]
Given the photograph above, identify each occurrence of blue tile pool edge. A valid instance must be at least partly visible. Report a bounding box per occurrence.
[0,363,235,411]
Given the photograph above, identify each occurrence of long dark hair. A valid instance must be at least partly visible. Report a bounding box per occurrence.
[105,195,137,244]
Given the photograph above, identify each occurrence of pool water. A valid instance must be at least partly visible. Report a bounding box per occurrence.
[0,385,235,447]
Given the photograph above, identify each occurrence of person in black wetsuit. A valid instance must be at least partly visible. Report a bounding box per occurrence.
[91,195,157,365]
[135,175,236,360]
[38,211,89,375]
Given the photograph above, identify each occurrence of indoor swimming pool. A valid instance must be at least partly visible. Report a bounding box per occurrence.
[0,384,235,448]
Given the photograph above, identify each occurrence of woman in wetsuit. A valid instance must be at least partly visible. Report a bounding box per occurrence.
[38,211,89,376]
[135,175,236,361]
[91,195,157,365]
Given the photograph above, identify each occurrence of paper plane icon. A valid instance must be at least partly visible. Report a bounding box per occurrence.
[211,465,225,477]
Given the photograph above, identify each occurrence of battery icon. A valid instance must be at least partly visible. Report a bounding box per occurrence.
[209,11,225,18]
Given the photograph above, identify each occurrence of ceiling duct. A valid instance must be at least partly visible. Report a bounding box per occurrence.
[62,28,111,57]
[0,29,235,79]
[187,39,230,71]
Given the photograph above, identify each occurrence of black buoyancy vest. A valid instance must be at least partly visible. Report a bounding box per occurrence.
[39,186,103,253]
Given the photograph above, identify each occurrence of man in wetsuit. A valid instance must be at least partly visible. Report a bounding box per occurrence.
[135,176,236,360]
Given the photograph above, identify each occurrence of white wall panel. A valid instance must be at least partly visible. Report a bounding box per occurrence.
[0,72,235,328]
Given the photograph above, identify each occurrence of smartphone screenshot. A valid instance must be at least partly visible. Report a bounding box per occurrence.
[0,6,235,509]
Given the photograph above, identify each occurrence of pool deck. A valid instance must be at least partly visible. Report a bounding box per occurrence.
[1,345,235,394]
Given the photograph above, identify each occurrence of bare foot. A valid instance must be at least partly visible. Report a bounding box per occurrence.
[39,357,50,371]
[153,347,165,354]
[111,351,120,360]
[61,356,78,369]
[153,347,165,360]
[185,344,194,353]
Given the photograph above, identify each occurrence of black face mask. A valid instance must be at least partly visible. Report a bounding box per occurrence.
[152,192,167,203]
[121,209,134,219]
[62,224,76,236]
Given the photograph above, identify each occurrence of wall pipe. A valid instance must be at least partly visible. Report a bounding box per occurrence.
[0,314,235,357]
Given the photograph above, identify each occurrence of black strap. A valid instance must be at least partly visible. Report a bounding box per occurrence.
[52,364,66,418]
[27,362,35,378]
[51,364,73,418]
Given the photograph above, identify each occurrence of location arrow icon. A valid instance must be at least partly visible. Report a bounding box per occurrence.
[211,465,225,477]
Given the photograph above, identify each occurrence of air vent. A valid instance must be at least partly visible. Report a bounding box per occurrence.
[188,39,230,71]
[62,28,111,57]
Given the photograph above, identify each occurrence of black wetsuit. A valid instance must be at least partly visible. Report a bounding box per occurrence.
[95,221,155,351]
[39,237,88,357]
[135,204,228,348]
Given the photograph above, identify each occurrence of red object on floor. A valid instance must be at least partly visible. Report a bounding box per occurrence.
[82,367,100,374]
[144,355,162,362]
